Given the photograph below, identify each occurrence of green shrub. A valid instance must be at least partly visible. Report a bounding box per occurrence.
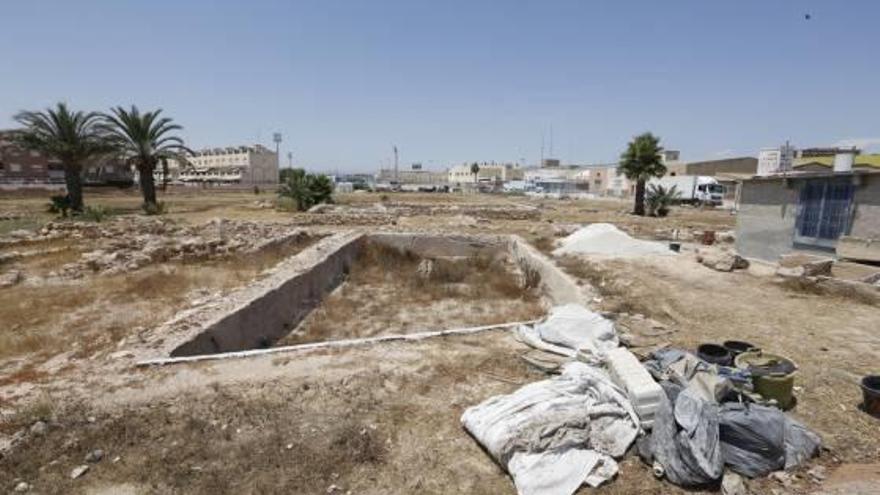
[646,184,681,217]
[82,205,111,222]
[48,195,71,217]
[277,169,334,211]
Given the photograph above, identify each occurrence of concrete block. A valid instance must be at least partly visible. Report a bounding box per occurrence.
[837,236,880,263]
[605,347,664,429]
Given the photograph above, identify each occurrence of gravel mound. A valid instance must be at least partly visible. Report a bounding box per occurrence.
[553,223,674,257]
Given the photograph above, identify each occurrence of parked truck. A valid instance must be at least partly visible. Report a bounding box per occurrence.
[648,175,724,206]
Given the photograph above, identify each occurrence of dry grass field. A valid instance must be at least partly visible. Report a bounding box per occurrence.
[1,187,877,495]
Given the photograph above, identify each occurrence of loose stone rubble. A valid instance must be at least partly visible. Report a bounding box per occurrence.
[0,217,313,280]
[695,247,749,272]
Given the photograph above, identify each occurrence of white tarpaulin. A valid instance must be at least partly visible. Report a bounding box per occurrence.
[516,304,619,364]
[461,362,641,495]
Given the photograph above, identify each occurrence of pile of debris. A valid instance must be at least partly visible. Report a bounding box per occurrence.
[462,304,822,495]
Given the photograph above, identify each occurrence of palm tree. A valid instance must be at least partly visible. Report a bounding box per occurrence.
[101,106,189,210]
[13,103,109,212]
[278,169,334,211]
[470,162,480,183]
[619,132,667,216]
[646,184,681,217]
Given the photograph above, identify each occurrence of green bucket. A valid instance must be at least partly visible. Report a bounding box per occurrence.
[735,350,798,410]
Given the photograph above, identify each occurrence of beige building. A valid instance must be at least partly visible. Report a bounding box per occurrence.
[448,163,524,184]
[570,165,633,196]
[167,145,279,185]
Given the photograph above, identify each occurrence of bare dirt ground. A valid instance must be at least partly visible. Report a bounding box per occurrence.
[1,188,877,494]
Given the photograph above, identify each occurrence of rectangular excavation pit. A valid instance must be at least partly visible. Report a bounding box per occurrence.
[163,232,587,359]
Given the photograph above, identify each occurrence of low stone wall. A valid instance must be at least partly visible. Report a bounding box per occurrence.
[508,235,592,305]
[150,231,588,359]
[167,230,363,356]
[368,233,507,258]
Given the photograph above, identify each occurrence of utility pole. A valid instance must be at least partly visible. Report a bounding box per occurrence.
[393,145,399,183]
[540,133,545,167]
[272,133,282,185]
[287,151,293,169]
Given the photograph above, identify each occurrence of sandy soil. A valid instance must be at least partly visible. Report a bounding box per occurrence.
[1,189,877,494]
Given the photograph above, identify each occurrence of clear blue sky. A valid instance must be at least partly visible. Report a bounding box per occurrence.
[2,1,879,173]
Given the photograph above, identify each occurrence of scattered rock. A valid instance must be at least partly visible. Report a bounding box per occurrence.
[778,253,833,277]
[776,266,805,278]
[416,259,434,279]
[109,350,135,360]
[808,465,827,482]
[803,258,834,277]
[721,471,747,495]
[85,449,104,463]
[770,470,792,488]
[29,421,48,436]
[0,269,23,288]
[0,251,23,263]
[8,229,33,239]
[717,230,736,243]
[70,465,90,479]
[697,247,749,272]
[861,272,880,286]
[13,481,30,492]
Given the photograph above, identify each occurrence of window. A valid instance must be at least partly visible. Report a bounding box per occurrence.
[795,178,855,248]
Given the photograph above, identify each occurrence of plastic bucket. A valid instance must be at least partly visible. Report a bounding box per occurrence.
[701,230,716,245]
[723,340,757,358]
[862,375,880,417]
[697,343,732,367]
[735,351,798,410]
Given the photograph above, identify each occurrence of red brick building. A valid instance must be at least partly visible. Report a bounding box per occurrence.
[0,129,133,187]
[0,129,65,185]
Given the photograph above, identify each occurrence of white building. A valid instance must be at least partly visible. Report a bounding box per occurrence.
[166,145,279,185]
[448,163,524,185]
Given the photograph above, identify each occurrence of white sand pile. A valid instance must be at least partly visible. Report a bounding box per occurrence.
[553,223,674,257]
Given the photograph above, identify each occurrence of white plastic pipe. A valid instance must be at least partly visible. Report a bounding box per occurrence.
[135,319,539,367]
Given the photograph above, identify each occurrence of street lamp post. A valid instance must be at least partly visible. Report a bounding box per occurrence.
[272,132,282,185]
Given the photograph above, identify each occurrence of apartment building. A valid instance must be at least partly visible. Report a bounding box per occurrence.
[171,145,279,185]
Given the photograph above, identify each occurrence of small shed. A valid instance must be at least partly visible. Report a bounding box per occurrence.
[735,170,880,261]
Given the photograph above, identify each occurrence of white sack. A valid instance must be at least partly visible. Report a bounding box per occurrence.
[461,362,640,495]
[516,304,618,363]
